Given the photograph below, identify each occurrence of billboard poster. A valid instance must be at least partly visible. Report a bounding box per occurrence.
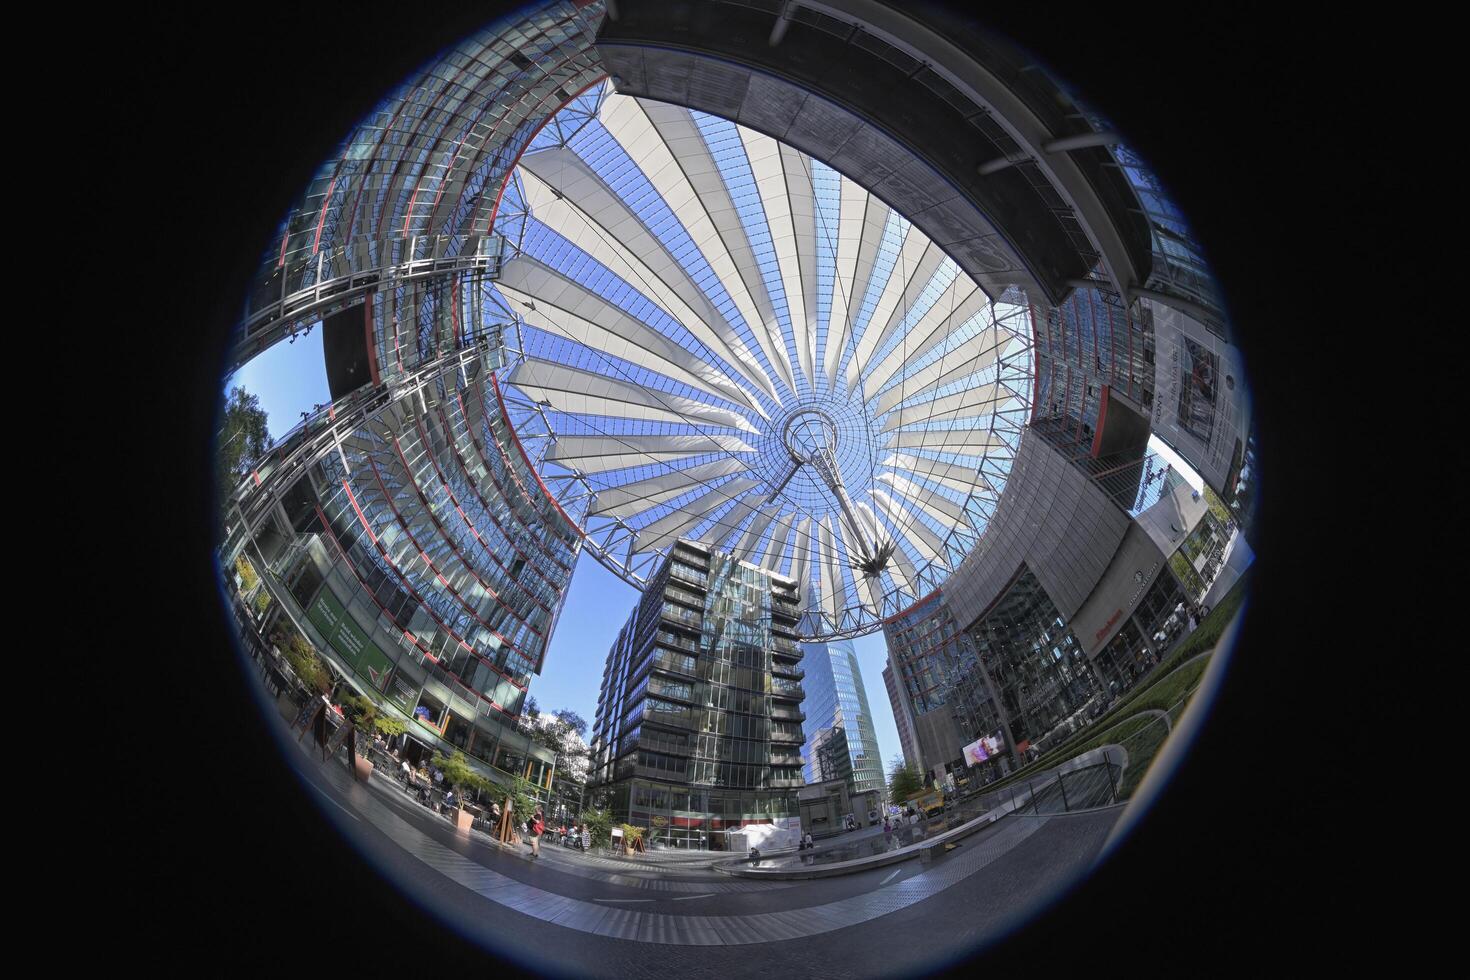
[308,588,393,690]
[1147,300,1250,498]
[962,733,1004,766]
[1177,338,1218,442]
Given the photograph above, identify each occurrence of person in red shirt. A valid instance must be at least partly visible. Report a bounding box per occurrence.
[529,807,545,858]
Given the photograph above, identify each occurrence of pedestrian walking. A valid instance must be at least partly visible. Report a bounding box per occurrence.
[528,807,545,858]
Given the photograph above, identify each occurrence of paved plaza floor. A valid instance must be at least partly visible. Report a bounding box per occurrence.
[290,735,1122,978]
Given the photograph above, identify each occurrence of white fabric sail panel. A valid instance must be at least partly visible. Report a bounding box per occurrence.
[701,492,766,551]
[823,179,871,387]
[545,433,754,474]
[780,142,821,384]
[886,427,1006,455]
[871,487,945,564]
[818,519,842,623]
[761,511,797,571]
[850,245,950,392]
[844,229,934,389]
[517,155,777,409]
[495,262,752,410]
[879,381,1005,433]
[876,472,973,529]
[508,358,759,434]
[733,503,780,561]
[864,281,990,400]
[517,156,777,410]
[880,453,996,497]
[587,458,747,516]
[855,499,918,598]
[787,516,814,598]
[637,100,799,400]
[851,557,884,617]
[739,126,812,389]
[634,477,761,555]
[871,325,1005,417]
[598,95,783,406]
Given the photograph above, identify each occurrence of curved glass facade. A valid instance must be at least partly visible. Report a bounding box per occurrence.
[221,339,577,792]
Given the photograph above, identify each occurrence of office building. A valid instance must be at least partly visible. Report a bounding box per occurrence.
[587,539,805,850]
[799,636,885,797]
[221,334,578,797]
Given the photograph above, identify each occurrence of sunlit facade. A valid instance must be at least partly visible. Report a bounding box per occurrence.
[798,637,885,797]
[588,539,804,849]
[222,337,577,795]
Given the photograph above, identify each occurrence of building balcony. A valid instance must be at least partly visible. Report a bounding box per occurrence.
[771,684,804,702]
[769,776,805,789]
[770,707,806,723]
[771,730,804,744]
[772,662,804,680]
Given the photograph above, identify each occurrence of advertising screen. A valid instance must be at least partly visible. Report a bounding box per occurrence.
[962,733,1004,766]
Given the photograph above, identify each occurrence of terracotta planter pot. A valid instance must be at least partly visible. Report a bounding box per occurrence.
[454,808,474,832]
[353,755,374,782]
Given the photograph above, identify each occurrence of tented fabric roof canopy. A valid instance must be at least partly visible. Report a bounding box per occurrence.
[493,86,1033,638]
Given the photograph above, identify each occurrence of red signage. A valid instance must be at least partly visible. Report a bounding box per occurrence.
[1096,609,1123,644]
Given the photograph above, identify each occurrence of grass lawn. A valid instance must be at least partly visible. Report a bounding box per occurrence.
[1126,658,1209,716]
[951,574,1249,805]
[1116,717,1170,798]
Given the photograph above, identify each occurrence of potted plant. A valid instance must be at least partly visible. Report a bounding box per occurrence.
[431,750,494,832]
[340,694,382,782]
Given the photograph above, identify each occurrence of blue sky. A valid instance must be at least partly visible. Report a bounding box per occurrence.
[224,329,330,442]
[222,341,903,772]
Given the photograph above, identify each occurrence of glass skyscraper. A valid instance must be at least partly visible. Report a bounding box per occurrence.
[799,637,886,798]
[588,539,806,850]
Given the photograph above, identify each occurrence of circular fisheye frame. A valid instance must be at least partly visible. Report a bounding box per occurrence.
[217,2,1254,976]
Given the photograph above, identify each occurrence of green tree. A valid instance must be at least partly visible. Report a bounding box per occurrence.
[508,775,538,823]
[235,555,259,592]
[275,626,332,696]
[218,386,271,512]
[552,709,588,738]
[580,807,612,848]
[431,750,493,806]
[888,755,924,803]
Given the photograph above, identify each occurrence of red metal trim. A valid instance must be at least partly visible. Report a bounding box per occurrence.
[362,454,542,654]
[1090,385,1110,458]
[384,435,548,634]
[489,373,586,540]
[328,484,530,694]
[313,504,519,718]
[879,588,943,627]
[481,73,608,236]
[445,391,575,575]
[364,292,381,387]
[412,410,559,608]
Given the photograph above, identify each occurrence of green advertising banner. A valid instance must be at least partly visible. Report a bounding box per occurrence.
[307,589,393,691]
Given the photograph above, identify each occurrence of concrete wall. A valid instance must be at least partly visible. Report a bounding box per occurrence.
[1066,522,1169,657]
[942,430,1129,631]
[914,706,963,783]
[1145,300,1251,498]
